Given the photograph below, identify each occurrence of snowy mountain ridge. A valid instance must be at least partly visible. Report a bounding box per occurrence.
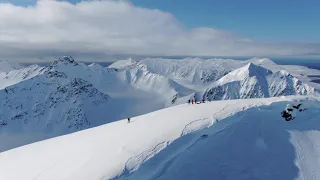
[1,96,320,180]
[0,66,112,152]
[0,64,46,90]
[215,63,272,84]
[0,56,319,153]
[0,57,195,152]
[110,57,240,85]
[203,63,314,101]
[109,57,320,90]
[1,56,320,180]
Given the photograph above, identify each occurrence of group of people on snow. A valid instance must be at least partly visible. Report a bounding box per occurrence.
[188,99,205,104]
[281,103,306,121]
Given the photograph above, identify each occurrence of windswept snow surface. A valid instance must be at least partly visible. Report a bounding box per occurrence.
[1,96,320,180]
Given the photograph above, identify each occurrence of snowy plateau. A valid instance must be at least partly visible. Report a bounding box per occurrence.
[0,57,320,180]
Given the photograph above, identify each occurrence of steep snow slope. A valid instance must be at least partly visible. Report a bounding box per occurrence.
[50,57,194,109]
[0,64,46,89]
[0,96,319,180]
[247,57,320,91]
[0,59,24,73]
[0,57,196,152]
[0,68,112,152]
[126,97,320,180]
[202,63,314,101]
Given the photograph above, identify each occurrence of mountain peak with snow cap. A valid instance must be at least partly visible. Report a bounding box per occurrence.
[50,56,78,67]
[108,58,136,69]
[216,63,272,84]
[88,62,103,69]
[242,63,272,77]
[205,63,314,101]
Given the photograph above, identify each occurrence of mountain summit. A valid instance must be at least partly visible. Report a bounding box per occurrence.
[204,63,314,100]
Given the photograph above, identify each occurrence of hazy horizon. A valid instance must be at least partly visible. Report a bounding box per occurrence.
[20,56,320,71]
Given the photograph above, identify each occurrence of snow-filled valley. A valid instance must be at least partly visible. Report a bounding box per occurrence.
[1,57,320,180]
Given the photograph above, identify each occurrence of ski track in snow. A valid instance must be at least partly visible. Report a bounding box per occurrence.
[134,106,249,180]
[118,104,240,180]
[180,105,229,136]
[115,141,170,180]
[180,118,212,137]
[31,160,62,180]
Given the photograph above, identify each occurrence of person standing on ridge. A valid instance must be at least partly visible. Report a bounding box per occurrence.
[127,117,131,123]
[192,99,194,104]
[188,99,191,104]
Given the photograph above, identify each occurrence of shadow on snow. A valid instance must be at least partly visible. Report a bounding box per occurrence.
[116,100,320,180]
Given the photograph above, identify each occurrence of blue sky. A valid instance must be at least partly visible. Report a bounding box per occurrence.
[0,0,319,61]
[132,0,320,43]
[3,0,320,43]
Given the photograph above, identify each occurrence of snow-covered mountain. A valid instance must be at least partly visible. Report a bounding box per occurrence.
[0,64,46,90]
[0,57,194,152]
[0,65,112,152]
[1,96,320,180]
[0,60,45,90]
[0,56,319,153]
[110,57,320,91]
[0,59,25,73]
[202,63,314,101]
[1,56,320,179]
[109,57,241,85]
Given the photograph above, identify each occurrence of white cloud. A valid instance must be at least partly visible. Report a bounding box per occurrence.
[0,0,319,62]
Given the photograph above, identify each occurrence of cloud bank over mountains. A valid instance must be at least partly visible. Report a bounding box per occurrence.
[0,0,319,62]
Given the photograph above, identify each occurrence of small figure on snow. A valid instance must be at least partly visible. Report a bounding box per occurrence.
[293,103,302,109]
[281,111,292,121]
[188,99,191,104]
[192,99,194,104]
[202,99,205,103]
[127,117,131,123]
[281,104,296,121]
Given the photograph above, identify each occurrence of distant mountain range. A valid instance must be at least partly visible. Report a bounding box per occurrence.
[0,56,319,152]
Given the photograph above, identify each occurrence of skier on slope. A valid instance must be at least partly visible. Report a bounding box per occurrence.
[192,99,194,104]
[127,117,131,123]
[188,99,191,104]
